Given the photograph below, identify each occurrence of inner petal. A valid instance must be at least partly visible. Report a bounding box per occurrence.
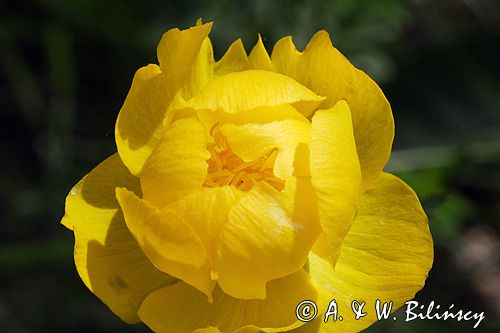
[204,123,284,192]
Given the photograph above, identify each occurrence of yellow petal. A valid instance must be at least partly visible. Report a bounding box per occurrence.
[138,270,317,333]
[61,154,175,323]
[217,182,318,299]
[271,32,394,186]
[184,36,216,99]
[249,34,274,71]
[116,23,214,175]
[140,117,210,208]
[115,65,167,176]
[194,328,222,333]
[220,119,311,179]
[291,173,433,333]
[157,22,214,92]
[172,186,245,276]
[159,22,215,101]
[197,104,309,131]
[181,70,324,117]
[280,174,322,260]
[215,39,251,75]
[310,100,362,266]
[116,188,215,299]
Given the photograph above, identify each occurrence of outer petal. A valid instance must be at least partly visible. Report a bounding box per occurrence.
[116,188,215,299]
[215,39,251,75]
[61,154,175,323]
[310,100,362,266]
[116,23,214,175]
[194,328,222,333]
[157,22,214,97]
[184,36,216,99]
[140,117,210,208]
[115,65,166,176]
[271,32,394,186]
[291,173,433,333]
[138,270,317,333]
[217,183,319,299]
[249,35,274,71]
[178,70,324,117]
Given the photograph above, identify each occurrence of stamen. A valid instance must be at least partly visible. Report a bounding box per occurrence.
[204,124,284,191]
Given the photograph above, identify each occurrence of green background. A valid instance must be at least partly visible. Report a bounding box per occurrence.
[1,0,499,332]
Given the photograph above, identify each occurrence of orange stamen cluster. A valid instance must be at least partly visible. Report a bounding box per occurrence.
[204,124,284,192]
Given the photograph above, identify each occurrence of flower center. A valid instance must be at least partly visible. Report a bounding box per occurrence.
[204,124,284,192]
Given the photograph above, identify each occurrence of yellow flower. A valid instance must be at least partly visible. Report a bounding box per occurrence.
[62,21,433,333]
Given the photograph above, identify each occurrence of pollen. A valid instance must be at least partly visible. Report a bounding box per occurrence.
[204,124,284,192]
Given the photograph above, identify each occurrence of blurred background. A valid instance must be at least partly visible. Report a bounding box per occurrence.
[1,0,499,332]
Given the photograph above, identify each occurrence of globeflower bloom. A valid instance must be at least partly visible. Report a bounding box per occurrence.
[62,21,433,333]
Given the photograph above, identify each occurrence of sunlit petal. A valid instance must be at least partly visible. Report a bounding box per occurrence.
[310,100,362,266]
[139,270,316,333]
[116,187,215,299]
[271,32,394,186]
[290,173,433,333]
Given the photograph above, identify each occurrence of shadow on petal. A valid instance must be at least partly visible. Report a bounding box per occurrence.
[84,212,176,323]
